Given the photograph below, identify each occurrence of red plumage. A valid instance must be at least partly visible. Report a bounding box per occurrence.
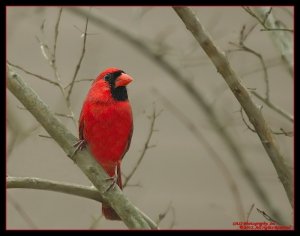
[78,67,133,220]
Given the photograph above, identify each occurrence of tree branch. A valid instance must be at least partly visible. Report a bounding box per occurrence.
[7,176,103,203]
[243,7,293,77]
[66,16,89,102]
[173,7,293,211]
[7,65,157,229]
[251,91,293,123]
[123,106,159,187]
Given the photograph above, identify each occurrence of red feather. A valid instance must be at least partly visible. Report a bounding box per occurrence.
[78,68,133,220]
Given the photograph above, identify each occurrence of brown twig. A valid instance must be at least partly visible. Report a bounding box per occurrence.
[53,8,63,65]
[228,24,270,101]
[251,91,293,123]
[66,16,89,102]
[240,107,292,137]
[7,61,59,86]
[123,106,160,188]
[156,202,176,228]
[243,7,293,76]
[64,78,93,89]
[256,208,279,225]
[242,7,293,33]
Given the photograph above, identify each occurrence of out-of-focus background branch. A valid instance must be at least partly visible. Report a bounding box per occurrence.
[7,6,293,229]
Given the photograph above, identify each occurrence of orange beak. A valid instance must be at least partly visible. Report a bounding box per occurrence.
[115,73,133,88]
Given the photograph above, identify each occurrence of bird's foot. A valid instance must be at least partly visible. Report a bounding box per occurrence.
[104,166,118,192]
[69,139,87,163]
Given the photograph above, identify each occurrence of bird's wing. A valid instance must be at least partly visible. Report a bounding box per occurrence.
[79,109,85,140]
[122,124,133,160]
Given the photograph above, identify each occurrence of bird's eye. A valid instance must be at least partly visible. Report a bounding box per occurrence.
[104,74,111,81]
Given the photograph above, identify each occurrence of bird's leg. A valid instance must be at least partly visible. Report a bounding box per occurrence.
[69,139,87,163]
[104,166,118,192]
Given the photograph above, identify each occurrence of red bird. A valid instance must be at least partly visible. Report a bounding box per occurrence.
[75,67,133,220]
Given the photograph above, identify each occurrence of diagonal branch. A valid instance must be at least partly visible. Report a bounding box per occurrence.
[173,7,293,211]
[7,65,157,229]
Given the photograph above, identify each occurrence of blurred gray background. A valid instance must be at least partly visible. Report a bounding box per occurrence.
[7,6,293,229]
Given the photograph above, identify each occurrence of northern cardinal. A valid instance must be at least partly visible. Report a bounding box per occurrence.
[75,67,133,220]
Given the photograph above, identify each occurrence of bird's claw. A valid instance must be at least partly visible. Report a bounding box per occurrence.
[70,139,87,163]
[104,166,118,192]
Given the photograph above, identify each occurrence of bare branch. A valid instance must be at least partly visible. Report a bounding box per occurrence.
[240,107,292,137]
[123,106,158,188]
[66,17,89,102]
[246,203,255,222]
[243,7,293,33]
[256,208,280,225]
[7,176,103,203]
[251,91,293,122]
[173,6,292,218]
[7,66,157,229]
[53,8,63,64]
[7,61,59,86]
[229,34,270,101]
[36,11,77,126]
[243,7,293,76]
[156,202,174,226]
[64,78,93,89]
[240,107,256,133]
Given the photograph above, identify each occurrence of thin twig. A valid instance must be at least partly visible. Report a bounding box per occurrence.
[256,208,279,225]
[7,61,59,86]
[240,107,256,132]
[66,16,89,102]
[229,25,270,101]
[243,7,293,76]
[240,107,292,137]
[251,91,293,122]
[123,106,159,187]
[36,10,77,126]
[64,78,93,89]
[53,8,63,64]
[242,7,293,33]
[156,202,174,226]
[260,28,293,32]
[246,203,255,222]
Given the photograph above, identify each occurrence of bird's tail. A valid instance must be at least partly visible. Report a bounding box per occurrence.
[102,163,122,220]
